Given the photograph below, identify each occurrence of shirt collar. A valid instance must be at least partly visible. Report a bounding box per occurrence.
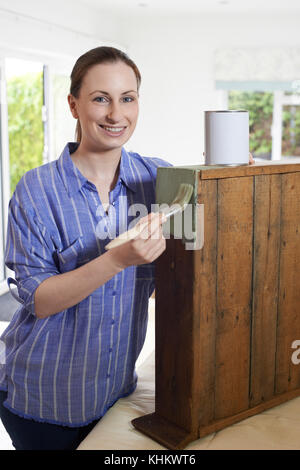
[57,142,138,197]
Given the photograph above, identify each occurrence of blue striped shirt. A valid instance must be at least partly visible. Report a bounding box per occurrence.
[0,142,172,427]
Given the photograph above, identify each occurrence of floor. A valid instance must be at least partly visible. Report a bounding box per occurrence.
[0,289,155,450]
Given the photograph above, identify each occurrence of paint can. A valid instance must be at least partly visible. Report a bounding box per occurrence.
[204,110,249,166]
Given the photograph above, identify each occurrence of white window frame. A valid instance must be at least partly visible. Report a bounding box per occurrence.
[0,58,11,295]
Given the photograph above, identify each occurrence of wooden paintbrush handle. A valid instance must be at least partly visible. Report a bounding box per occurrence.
[105,220,149,250]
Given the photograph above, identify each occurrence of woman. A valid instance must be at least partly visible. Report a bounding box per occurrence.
[0,46,170,450]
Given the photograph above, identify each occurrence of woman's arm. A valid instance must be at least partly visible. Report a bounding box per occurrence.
[35,212,165,319]
[34,250,123,319]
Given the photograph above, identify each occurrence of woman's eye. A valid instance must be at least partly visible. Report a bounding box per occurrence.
[94,96,108,103]
[93,96,135,104]
[123,96,134,103]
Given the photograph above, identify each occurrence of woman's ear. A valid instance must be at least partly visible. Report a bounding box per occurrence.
[68,94,79,119]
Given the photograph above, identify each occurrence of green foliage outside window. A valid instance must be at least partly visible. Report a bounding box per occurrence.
[7,72,43,197]
[282,105,300,156]
[228,91,273,157]
[228,90,300,158]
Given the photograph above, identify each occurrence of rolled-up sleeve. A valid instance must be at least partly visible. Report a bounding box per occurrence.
[5,191,60,316]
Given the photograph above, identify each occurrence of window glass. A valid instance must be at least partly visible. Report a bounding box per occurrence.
[282,105,300,157]
[228,90,274,159]
[6,58,44,197]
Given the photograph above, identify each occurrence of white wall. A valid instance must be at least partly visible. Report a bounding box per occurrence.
[118,11,300,165]
[1,2,300,165]
[0,0,126,73]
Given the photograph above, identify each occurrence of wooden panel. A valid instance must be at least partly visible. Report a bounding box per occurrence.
[276,172,300,394]
[155,167,198,239]
[194,179,218,426]
[250,174,281,406]
[155,237,196,433]
[133,163,300,450]
[155,237,175,418]
[214,176,253,419]
[131,412,196,450]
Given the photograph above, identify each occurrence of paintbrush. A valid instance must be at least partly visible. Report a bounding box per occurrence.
[105,183,194,250]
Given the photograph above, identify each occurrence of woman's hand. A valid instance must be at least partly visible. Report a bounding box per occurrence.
[107,212,167,270]
[249,152,255,164]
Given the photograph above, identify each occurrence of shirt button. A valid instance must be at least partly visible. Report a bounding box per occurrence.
[109,348,113,353]
[107,373,110,379]
[111,319,115,325]
[112,291,116,296]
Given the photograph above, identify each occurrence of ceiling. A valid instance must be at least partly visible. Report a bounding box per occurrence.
[78,0,300,15]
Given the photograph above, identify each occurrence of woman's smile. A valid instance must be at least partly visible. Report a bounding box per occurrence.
[98,124,127,137]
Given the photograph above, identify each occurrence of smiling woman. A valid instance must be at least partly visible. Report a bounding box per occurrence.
[0,46,172,450]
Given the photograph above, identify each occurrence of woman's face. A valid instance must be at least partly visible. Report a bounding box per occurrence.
[68,61,139,153]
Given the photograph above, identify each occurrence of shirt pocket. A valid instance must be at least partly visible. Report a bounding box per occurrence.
[54,237,83,273]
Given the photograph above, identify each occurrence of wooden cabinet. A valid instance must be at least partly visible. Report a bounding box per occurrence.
[132,161,300,449]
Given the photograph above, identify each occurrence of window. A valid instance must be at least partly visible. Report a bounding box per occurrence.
[228,90,273,160]
[282,94,300,157]
[0,65,5,285]
[0,54,75,293]
[218,84,300,161]
[5,58,44,197]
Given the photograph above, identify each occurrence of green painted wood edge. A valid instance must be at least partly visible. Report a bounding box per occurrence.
[156,167,199,243]
[169,164,243,170]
